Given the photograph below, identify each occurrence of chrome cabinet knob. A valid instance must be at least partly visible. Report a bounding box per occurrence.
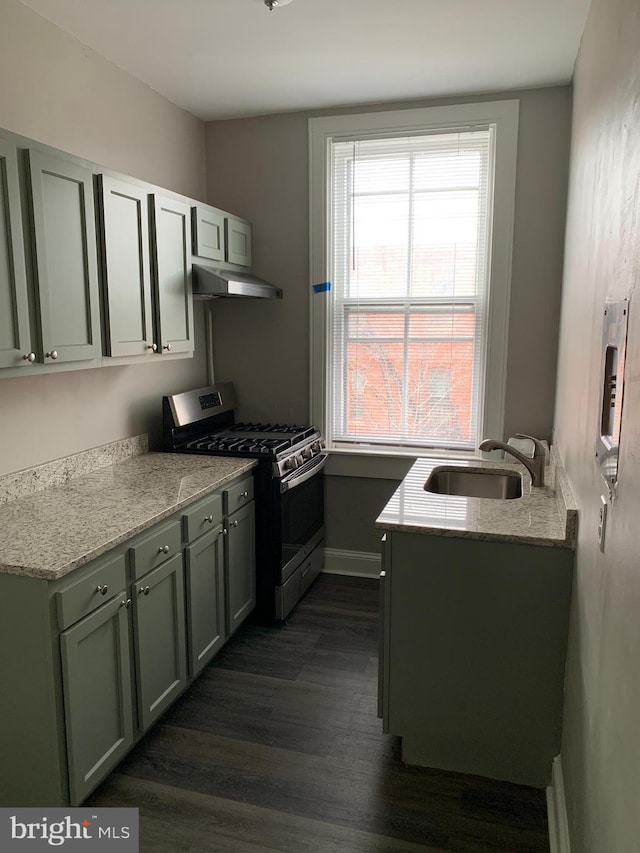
[96,584,108,596]
[120,598,131,608]
[139,585,150,596]
[240,491,249,499]
[231,520,239,528]
[147,343,158,352]
[222,528,228,536]
[158,545,170,554]
[22,352,36,363]
[163,343,172,351]
[204,514,214,523]
[45,350,58,360]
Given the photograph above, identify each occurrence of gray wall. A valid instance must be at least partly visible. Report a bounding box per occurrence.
[0,0,208,476]
[553,0,640,849]
[204,87,572,550]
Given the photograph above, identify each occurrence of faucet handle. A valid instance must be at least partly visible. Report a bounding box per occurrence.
[515,434,546,459]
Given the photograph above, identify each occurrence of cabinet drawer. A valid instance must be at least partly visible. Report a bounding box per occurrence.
[182,493,223,543]
[129,519,182,580]
[56,553,126,631]
[224,477,254,515]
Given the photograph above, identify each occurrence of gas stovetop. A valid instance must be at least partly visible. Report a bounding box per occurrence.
[186,422,318,458]
[163,384,326,477]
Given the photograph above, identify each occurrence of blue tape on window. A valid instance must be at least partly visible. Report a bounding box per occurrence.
[312,282,331,293]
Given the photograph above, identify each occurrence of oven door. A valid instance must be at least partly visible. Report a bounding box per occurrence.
[279,454,326,577]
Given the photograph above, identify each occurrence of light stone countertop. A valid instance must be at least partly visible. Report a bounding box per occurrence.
[0,453,257,580]
[376,451,577,548]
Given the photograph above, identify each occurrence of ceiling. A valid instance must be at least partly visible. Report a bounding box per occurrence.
[18,0,591,121]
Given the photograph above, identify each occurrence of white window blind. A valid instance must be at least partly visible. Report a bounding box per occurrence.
[328,129,494,452]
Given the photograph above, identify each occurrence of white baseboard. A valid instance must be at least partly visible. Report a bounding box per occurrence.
[323,548,381,578]
[547,755,571,853]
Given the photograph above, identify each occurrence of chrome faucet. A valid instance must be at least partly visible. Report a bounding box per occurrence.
[479,433,547,487]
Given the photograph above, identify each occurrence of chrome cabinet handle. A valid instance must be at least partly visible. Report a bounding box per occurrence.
[163,344,172,351]
[231,520,239,528]
[45,350,58,360]
[120,598,131,608]
[222,528,228,536]
[138,586,150,596]
[240,491,249,500]
[147,343,158,352]
[158,545,170,554]
[204,515,214,523]
[22,352,36,363]
[96,584,108,596]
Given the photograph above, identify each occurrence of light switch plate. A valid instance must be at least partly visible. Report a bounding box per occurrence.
[598,495,608,552]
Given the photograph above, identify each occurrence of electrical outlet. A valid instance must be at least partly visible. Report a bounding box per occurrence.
[598,495,608,552]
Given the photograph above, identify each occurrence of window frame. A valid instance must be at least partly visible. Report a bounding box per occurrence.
[309,100,520,464]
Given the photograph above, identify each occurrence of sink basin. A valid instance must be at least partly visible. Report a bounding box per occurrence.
[424,466,522,500]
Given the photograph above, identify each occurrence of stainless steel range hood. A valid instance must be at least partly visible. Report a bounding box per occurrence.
[192,264,283,300]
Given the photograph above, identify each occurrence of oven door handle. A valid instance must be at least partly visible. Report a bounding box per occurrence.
[280,453,327,493]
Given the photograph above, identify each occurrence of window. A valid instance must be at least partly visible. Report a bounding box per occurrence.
[310,101,519,457]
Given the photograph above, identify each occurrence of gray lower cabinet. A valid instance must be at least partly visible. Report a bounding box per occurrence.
[25,148,101,364]
[133,554,187,730]
[60,592,134,806]
[224,500,256,636]
[0,474,256,807]
[185,524,226,676]
[0,136,32,369]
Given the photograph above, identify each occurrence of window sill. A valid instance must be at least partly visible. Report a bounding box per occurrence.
[325,446,479,480]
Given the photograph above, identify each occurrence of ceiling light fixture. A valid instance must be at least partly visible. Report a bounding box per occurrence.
[264,0,294,10]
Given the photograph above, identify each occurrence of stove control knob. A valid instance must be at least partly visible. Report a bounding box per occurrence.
[285,456,299,470]
[301,447,313,460]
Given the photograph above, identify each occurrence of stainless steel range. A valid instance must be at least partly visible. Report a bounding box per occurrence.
[163,383,326,620]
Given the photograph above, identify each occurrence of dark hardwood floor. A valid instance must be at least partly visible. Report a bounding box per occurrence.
[88,574,550,852]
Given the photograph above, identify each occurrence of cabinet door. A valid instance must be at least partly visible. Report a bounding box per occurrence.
[149,193,193,355]
[60,593,134,805]
[225,216,252,267]
[377,536,391,732]
[0,137,33,369]
[97,175,154,357]
[133,553,187,731]
[185,524,226,676]
[26,149,101,364]
[225,501,256,636]
[192,203,225,262]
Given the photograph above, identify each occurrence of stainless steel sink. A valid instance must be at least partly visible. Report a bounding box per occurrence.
[424,466,522,500]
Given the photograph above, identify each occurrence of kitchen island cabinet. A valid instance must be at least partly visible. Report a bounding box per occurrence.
[376,452,577,787]
[0,452,257,807]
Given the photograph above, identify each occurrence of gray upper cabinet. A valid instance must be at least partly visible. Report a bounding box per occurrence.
[192,202,252,268]
[0,137,33,369]
[96,174,153,358]
[26,149,101,364]
[192,203,225,262]
[149,193,194,356]
[226,216,252,267]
